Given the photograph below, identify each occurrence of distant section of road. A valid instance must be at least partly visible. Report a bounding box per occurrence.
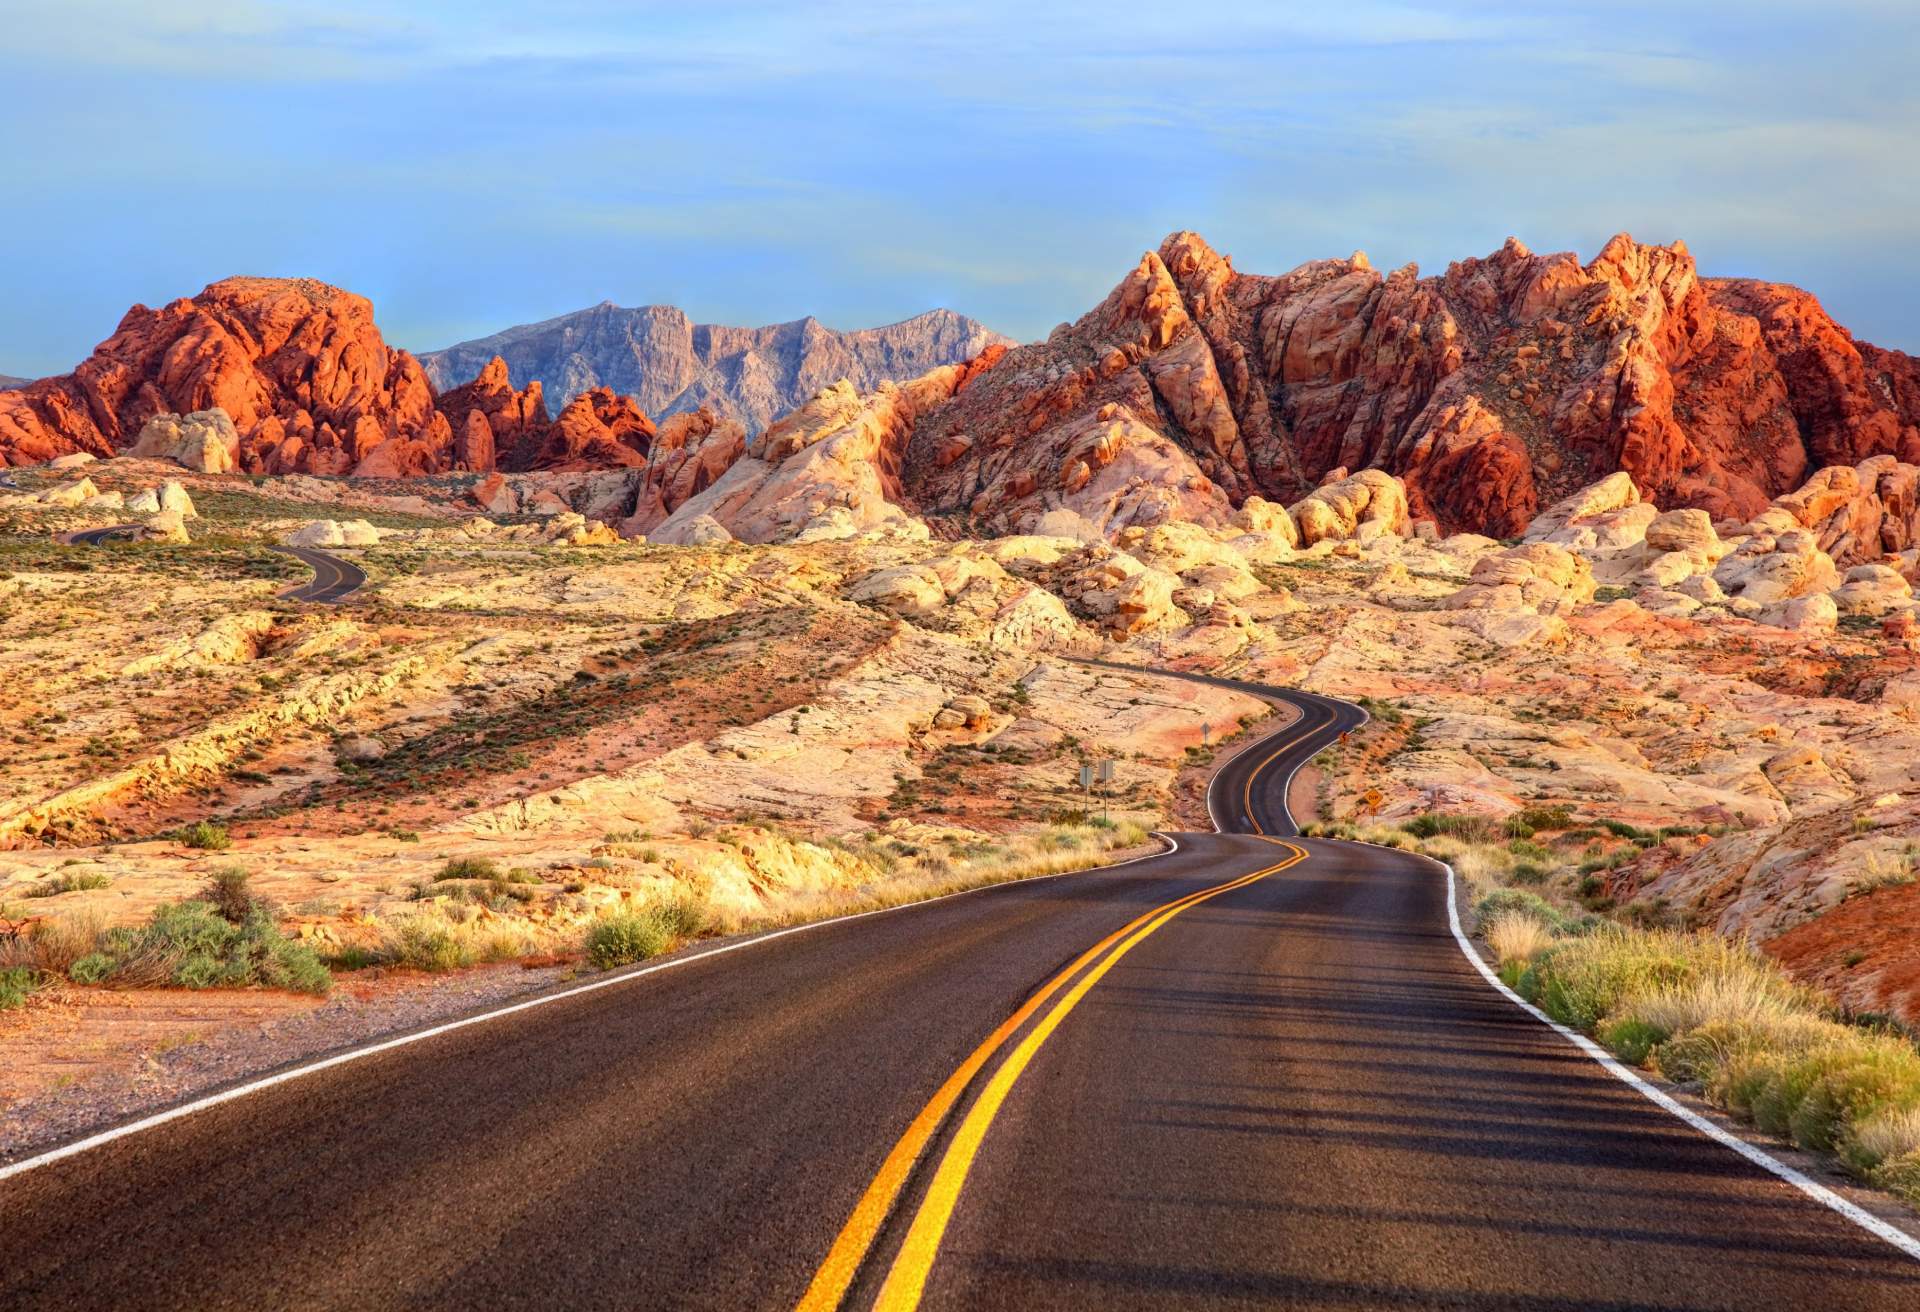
[63,524,142,546]
[269,544,367,603]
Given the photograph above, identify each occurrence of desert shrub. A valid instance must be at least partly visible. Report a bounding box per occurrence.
[1519,923,1920,1203]
[0,967,41,1010]
[73,900,329,994]
[380,917,471,972]
[202,866,259,922]
[25,871,113,897]
[18,910,106,975]
[176,820,232,851]
[1511,862,1549,885]
[585,911,672,969]
[1475,887,1570,933]
[1484,911,1554,967]
[438,856,499,881]
[1505,804,1575,836]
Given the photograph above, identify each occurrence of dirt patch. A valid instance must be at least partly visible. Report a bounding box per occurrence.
[0,962,570,1162]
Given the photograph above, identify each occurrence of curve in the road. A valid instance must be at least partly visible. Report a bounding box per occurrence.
[269,543,367,604]
[2,661,1917,1311]
[63,523,143,546]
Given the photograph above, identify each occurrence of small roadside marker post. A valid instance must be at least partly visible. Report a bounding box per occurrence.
[1097,759,1115,824]
[1201,721,1211,747]
[1079,762,1093,815]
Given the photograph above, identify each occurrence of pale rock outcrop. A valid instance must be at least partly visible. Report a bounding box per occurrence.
[1445,542,1595,615]
[121,612,276,675]
[1756,591,1839,633]
[39,477,99,508]
[1713,530,1841,605]
[650,513,734,547]
[158,480,196,519]
[128,409,240,473]
[1830,563,1914,616]
[1765,457,1920,565]
[80,490,124,511]
[1232,495,1300,548]
[1525,472,1645,546]
[1288,469,1410,546]
[48,452,96,469]
[650,372,953,545]
[286,519,383,548]
[125,488,161,514]
[138,508,190,544]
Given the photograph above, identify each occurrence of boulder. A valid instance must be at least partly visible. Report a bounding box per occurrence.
[158,480,196,519]
[335,735,388,763]
[1287,469,1410,546]
[1831,563,1913,616]
[129,409,240,474]
[1757,592,1838,633]
[1714,530,1841,605]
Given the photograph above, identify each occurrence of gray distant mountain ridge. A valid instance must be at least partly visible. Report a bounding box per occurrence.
[421,302,1008,434]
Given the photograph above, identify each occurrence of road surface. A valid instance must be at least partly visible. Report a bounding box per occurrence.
[64,523,143,546]
[269,544,367,603]
[1,668,1914,1310]
[67,530,364,604]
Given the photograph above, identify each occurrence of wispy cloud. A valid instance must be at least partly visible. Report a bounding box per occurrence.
[0,0,1916,374]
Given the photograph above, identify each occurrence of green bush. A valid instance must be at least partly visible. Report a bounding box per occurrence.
[0,967,41,1010]
[73,900,329,994]
[1476,888,1572,933]
[382,920,470,972]
[25,871,112,897]
[585,911,672,969]
[177,820,232,851]
[437,856,499,881]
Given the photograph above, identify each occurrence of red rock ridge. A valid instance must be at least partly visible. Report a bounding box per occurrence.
[897,233,1920,536]
[0,277,449,476]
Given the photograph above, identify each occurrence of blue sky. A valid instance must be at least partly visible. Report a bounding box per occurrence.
[1,1,1915,375]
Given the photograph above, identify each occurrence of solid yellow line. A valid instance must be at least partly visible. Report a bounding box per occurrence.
[871,842,1307,1311]
[1241,701,1322,835]
[793,857,1288,1312]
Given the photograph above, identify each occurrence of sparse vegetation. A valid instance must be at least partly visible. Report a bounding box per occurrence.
[68,899,329,994]
[1502,924,1920,1206]
[175,820,232,851]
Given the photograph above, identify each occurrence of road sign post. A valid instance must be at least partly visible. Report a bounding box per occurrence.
[1097,759,1114,824]
[1079,762,1093,815]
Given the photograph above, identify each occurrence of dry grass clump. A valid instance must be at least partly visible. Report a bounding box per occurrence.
[758,820,1155,927]
[1484,911,1554,967]
[1507,925,1920,1204]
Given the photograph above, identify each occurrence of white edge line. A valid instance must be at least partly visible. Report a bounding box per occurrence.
[0,833,1181,1185]
[1438,857,1920,1264]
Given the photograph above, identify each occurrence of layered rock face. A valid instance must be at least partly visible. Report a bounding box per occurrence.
[420,303,1008,435]
[891,232,1920,537]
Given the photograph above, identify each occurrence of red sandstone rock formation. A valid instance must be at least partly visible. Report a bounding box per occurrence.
[526,388,656,471]
[0,277,446,475]
[897,233,1920,536]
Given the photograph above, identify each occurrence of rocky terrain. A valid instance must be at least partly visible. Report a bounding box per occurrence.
[11,232,1917,551]
[662,231,1915,542]
[422,303,1007,436]
[5,236,1920,1159]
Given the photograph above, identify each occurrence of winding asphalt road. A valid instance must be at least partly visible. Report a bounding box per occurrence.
[269,544,368,603]
[66,529,365,604]
[1,667,1915,1309]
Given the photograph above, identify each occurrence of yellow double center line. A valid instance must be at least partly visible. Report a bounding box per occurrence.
[797,841,1308,1311]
